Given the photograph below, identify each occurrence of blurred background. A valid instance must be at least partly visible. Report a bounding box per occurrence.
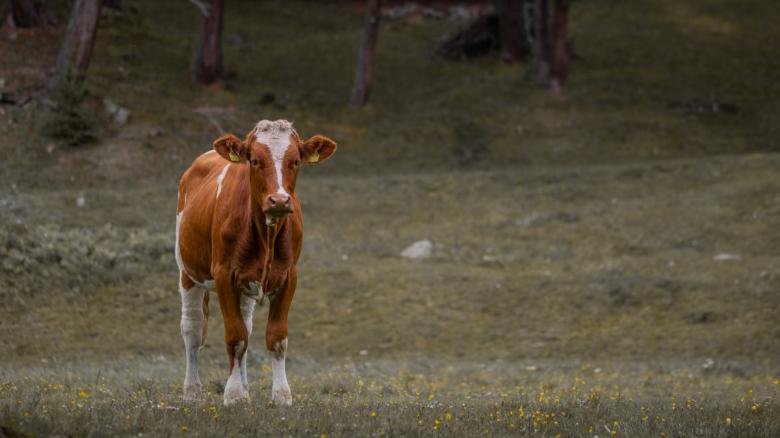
[0,0,778,436]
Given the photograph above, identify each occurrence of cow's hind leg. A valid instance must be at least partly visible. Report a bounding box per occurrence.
[216,272,250,405]
[239,292,257,389]
[180,272,207,401]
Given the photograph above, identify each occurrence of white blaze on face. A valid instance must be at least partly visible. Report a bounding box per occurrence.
[254,120,295,197]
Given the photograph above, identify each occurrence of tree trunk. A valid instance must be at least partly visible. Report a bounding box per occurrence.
[496,0,528,62]
[192,0,224,85]
[549,0,569,95]
[531,0,551,86]
[11,0,42,28]
[48,0,103,90]
[349,0,381,107]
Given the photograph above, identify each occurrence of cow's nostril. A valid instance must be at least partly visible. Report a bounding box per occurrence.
[267,195,291,211]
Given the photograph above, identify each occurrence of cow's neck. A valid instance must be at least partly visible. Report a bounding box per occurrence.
[250,201,285,255]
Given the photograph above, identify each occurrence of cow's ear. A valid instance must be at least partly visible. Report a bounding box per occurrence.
[300,135,337,165]
[213,134,248,163]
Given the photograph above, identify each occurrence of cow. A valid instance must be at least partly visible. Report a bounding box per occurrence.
[175,119,337,406]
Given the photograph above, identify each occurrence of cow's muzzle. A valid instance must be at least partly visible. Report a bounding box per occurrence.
[264,193,293,217]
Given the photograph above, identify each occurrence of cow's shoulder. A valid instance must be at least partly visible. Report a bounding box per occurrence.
[182,151,224,186]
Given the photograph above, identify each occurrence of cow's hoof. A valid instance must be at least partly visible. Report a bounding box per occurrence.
[182,383,202,402]
[223,381,249,406]
[272,389,292,406]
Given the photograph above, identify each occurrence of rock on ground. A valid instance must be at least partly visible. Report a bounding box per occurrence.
[401,239,433,259]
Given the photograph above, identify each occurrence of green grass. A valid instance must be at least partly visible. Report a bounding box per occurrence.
[2,361,778,437]
[2,155,779,436]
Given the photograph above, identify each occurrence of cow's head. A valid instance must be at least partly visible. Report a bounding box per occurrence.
[213,119,336,224]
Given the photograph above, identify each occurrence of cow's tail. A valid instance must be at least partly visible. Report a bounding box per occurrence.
[200,292,210,349]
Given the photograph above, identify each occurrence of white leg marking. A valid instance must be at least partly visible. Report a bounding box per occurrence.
[224,354,249,405]
[180,280,206,401]
[239,295,256,389]
[216,164,230,199]
[271,338,292,405]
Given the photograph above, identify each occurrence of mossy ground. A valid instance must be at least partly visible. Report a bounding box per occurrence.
[0,0,778,436]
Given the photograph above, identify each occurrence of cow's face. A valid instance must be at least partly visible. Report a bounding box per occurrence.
[213,120,336,223]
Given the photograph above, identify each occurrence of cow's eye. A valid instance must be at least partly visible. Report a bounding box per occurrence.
[292,159,300,168]
[251,159,259,167]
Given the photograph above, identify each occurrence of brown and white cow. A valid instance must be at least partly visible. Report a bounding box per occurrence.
[175,119,336,406]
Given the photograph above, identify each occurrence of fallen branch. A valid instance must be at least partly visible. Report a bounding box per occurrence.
[188,0,209,17]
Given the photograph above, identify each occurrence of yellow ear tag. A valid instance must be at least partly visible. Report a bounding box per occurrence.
[228,150,241,162]
[308,152,320,163]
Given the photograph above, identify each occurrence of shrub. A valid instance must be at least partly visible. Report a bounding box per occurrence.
[43,81,98,147]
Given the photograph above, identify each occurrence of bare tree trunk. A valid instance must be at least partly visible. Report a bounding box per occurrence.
[531,0,551,86]
[48,0,103,90]
[192,0,224,85]
[349,0,381,107]
[549,0,569,95]
[496,0,528,62]
[10,0,42,28]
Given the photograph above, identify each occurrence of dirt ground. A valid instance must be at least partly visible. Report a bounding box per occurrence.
[1,0,779,436]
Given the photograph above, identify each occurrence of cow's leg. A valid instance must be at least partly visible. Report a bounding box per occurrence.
[266,269,296,406]
[180,271,207,401]
[239,292,257,389]
[215,272,250,405]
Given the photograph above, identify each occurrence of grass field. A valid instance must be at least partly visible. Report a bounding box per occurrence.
[2,154,779,436]
[1,0,779,436]
[2,359,778,437]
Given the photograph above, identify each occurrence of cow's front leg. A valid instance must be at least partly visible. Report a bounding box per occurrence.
[266,269,296,405]
[215,272,250,406]
[179,272,207,401]
[239,289,257,389]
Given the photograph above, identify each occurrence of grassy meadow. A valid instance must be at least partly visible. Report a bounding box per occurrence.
[1,0,779,436]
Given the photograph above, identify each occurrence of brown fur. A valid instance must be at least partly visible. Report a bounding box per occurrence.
[177,121,336,375]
